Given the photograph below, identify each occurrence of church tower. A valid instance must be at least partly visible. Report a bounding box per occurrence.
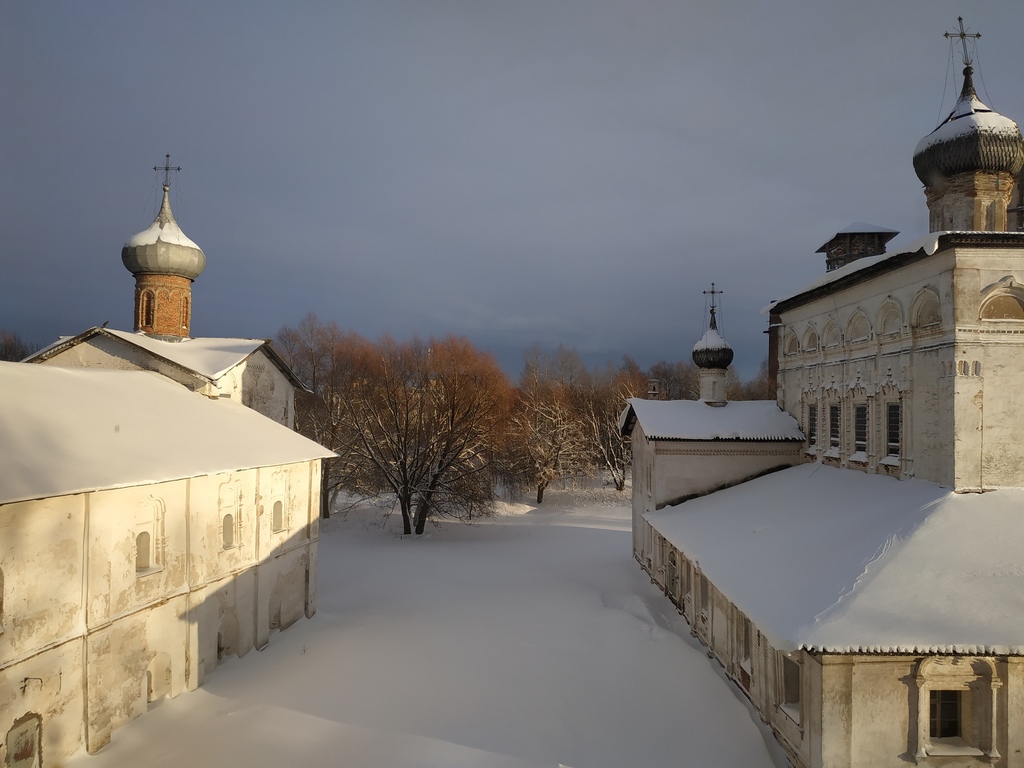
[691,285,733,407]
[121,158,206,340]
[912,20,1024,232]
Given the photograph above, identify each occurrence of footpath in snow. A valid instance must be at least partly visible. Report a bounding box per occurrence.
[69,490,780,768]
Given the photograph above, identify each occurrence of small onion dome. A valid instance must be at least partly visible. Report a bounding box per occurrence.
[122,185,206,280]
[691,309,734,370]
[913,66,1024,188]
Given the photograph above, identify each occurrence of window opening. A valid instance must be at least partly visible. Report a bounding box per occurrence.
[886,403,901,456]
[807,405,817,447]
[141,290,155,328]
[854,405,867,453]
[930,690,961,739]
[272,501,284,531]
[136,531,151,571]
[222,514,234,548]
[829,405,840,449]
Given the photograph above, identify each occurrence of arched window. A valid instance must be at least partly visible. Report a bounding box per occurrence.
[272,500,284,531]
[140,290,155,328]
[803,330,818,353]
[181,295,190,331]
[136,531,151,571]
[222,514,235,548]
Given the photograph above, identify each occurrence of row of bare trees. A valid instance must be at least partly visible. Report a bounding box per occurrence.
[276,314,771,530]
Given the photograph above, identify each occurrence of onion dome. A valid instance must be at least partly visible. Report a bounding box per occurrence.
[692,306,734,370]
[121,185,206,280]
[913,66,1024,188]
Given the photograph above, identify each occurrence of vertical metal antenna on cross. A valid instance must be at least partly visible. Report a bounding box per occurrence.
[703,282,723,311]
[154,154,182,187]
[703,282,723,330]
[944,16,980,67]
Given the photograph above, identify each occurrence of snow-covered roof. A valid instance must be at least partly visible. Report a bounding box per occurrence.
[765,231,946,314]
[619,398,803,442]
[914,93,1020,155]
[0,362,333,505]
[833,221,899,235]
[29,326,303,387]
[692,327,729,352]
[646,462,1024,655]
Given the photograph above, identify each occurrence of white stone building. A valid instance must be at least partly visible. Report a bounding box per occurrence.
[0,362,333,766]
[627,48,1024,768]
[28,327,302,429]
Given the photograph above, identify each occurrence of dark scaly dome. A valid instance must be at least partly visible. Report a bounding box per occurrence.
[122,185,206,280]
[913,65,1024,188]
[691,306,734,370]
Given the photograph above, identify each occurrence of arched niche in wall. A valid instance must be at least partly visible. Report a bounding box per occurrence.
[822,320,841,349]
[847,312,871,343]
[979,279,1024,320]
[802,327,819,354]
[911,288,942,329]
[877,300,904,337]
[784,331,800,356]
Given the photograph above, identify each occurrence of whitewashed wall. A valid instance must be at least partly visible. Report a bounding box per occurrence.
[0,459,320,766]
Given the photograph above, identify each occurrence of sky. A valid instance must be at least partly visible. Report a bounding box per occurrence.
[4,2,1024,380]
[68,495,782,768]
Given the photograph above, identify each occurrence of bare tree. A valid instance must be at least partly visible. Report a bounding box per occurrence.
[0,331,38,362]
[732,358,776,401]
[335,335,511,534]
[580,357,648,492]
[646,359,699,401]
[509,345,591,504]
[277,315,372,514]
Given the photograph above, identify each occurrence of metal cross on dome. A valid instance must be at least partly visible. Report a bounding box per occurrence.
[945,16,980,67]
[703,282,723,311]
[154,154,182,187]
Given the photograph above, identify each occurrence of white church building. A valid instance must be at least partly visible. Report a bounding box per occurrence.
[625,42,1024,768]
[0,169,332,767]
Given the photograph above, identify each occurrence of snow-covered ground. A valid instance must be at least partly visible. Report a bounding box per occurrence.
[69,490,781,768]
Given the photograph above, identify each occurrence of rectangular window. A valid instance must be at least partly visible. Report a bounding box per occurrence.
[829,405,840,449]
[854,405,867,452]
[781,654,802,724]
[807,405,817,447]
[930,690,960,739]
[887,403,901,456]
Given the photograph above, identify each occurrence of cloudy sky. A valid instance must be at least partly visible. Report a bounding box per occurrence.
[4,2,1024,379]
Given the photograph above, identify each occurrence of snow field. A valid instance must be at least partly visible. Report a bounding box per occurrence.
[69,493,779,768]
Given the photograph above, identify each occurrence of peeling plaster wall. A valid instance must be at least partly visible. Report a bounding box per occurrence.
[214,350,295,428]
[0,459,322,766]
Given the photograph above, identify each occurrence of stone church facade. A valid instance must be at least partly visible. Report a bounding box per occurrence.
[628,43,1024,768]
